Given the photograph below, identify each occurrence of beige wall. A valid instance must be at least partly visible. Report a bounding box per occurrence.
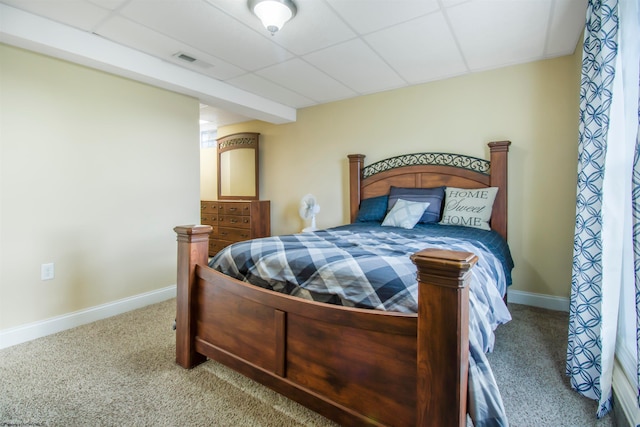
[0,45,201,330]
[213,53,582,299]
[200,146,217,200]
[199,125,217,201]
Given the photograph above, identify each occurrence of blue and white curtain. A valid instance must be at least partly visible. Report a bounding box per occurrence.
[567,0,640,418]
[634,96,640,410]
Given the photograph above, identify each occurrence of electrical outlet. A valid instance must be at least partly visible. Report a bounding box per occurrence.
[41,263,55,281]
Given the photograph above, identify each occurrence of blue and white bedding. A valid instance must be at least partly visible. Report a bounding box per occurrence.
[209,222,514,427]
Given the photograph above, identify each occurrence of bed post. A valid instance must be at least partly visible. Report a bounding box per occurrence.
[174,224,212,368]
[348,154,365,223]
[488,141,511,240]
[411,248,477,427]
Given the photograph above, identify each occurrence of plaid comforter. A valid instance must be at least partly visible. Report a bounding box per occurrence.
[209,222,513,427]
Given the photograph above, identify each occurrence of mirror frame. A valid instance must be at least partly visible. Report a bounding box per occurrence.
[217,132,259,200]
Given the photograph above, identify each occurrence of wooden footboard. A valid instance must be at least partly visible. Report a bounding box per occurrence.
[174,225,476,427]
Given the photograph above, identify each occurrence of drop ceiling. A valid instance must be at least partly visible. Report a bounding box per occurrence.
[0,0,587,128]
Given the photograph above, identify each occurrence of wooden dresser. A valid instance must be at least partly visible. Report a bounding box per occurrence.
[201,200,270,257]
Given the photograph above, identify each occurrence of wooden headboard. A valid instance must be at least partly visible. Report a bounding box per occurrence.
[348,141,511,240]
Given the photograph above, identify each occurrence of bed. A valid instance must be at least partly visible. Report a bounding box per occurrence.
[174,140,512,427]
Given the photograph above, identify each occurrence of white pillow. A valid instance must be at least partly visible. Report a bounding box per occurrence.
[439,187,498,230]
[381,199,430,229]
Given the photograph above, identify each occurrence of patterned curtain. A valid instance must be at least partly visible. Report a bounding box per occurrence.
[569,0,640,417]
[634,104,640,408]
[567,0,619,417]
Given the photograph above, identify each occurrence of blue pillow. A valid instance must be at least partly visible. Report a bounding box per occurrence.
[356,195,389,222]
[387,186,445,223]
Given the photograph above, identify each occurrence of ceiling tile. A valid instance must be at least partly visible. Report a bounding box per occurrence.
[86,0,128,10]
[95,15,245,80]
[256,58,357,103]
[1,0,111,31]
[201,0,275,35]
[365,12,467,84]
[208,0,357,55]
[545,0,587,57]
[304,38,406,95]
[118,0,294,71]
[448,0,552,71]
[259,0,358,56]
[326,0,440,34]
[227,74,316,109]
[441,0,471,7]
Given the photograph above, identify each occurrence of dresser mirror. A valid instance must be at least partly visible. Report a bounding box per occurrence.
[217,132,259,200]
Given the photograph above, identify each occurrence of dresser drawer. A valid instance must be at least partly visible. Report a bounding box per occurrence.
[218,202,251,215]
[201,201,218,214]
[218,215,250,228]
[218,227,251,242]
[209,239,226,256]
[202,199,270,257]
[201,214,218,225]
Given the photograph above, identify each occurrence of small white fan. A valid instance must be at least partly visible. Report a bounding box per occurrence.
[299,193,320,232]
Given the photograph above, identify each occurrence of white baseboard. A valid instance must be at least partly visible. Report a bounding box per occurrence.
[613,357,640,427]
[0,285,176,349]
[507,289,570,312]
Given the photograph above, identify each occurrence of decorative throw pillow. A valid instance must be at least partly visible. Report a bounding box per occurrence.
[356,195,389,222]
[381,199,430,229]
[387,186,445,223]
[439,187,498,230]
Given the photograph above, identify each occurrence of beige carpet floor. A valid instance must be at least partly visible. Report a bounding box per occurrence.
[0,300,618,426]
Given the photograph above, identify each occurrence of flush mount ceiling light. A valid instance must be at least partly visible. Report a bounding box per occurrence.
[248,0,297,35]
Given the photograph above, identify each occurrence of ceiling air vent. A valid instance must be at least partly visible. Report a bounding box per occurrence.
[172,52,213,69]
[176,53,196,63]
